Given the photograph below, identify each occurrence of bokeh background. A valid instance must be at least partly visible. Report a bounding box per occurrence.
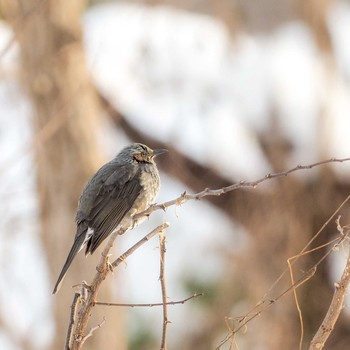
[1,0,350,349]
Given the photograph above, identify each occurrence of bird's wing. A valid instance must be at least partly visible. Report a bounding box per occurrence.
[84,164,143,254]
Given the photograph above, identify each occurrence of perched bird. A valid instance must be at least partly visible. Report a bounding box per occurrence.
[52,143,167,294]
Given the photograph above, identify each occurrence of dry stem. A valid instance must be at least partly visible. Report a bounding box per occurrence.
[65,292,80,350]
[216,219,350,349]
[66,157,350,349]
[159,232,168,350]
[309,225,350,350]
[93,293,203,307]
[69,223,169,350]
[134,158,350,220]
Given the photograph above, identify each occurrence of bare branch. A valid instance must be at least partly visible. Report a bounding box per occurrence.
[263,193,350,302]
[134,157,350,220]
[66,157,350,349]
[111,223,170,268]
[69,223,169,350]
[159,232,169,350]
[215,220,350,350]
[80,317,106,348]
[69,227,126,350]
[93,293,203,307]
[65,292,81,350]
[309,224,350,350]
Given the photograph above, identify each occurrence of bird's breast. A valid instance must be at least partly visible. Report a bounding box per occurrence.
[131,164,160,213]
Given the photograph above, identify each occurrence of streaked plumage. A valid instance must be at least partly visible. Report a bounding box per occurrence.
[52,143,166,294]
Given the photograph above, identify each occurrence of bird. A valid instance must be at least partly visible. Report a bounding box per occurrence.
[52,143,167,294]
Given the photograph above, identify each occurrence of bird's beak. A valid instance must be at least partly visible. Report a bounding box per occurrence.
[153,148,168,157]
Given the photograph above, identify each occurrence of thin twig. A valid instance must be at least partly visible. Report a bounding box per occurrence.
[70,226,127,350]
[309,224,350,350]
[287,258,304,350]
[215,225,350,349]
[134,158,350,220]
[111,223,170,268]
[66,158,350,349]
[159,231,168,350]
[65,292,81,350]
[80,317,106,347]
[264,193,349,302]
[69,223,169,350]
[94,293,203,307]
[286,213,350,350]
[217,194,350,349]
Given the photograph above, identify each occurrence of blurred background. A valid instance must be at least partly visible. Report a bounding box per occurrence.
[0,0,350,349]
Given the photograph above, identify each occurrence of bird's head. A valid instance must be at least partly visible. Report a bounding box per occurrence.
[123,143,167,163]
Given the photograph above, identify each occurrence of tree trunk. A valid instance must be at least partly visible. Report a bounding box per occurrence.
[1,1,126,349]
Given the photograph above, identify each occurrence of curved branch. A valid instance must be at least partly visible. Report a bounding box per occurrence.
[69,223,169,350]
[309,224,350,350]
[135,157,350,220]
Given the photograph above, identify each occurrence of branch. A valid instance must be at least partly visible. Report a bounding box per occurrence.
[67,157,350,349]
[134,157,350,220]
[159,232,169,350]
[111,223,170,268]
[65,292,80,350]
[215,218,350,349]
[93,293,203,307]
[70,226,127,350]
[69,223,169,350]
[80,317,106,348]
[309,223,350,350]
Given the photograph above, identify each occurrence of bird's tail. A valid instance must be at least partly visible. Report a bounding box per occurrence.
[52,225,88,294]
